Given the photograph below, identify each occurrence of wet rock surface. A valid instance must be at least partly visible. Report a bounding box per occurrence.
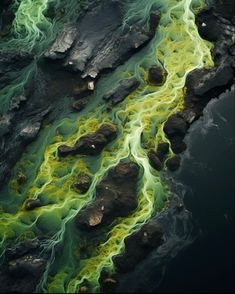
[148,65,167,86]
[148,149,163,171]
[76,160,139,229]
[58,123,117,157]
[24,199,42,211]
[186,6,235,114]
[166,155,181,172]
[72,100,87,112]
[103,78,140,105]
[114,221,164,273]
[0,238,46,293]
[163,113,188,155]
[156,142,169,162]
[46,1,160,78]
[0,1,159,186]
[72,173,92,194]
[99,270,119,293]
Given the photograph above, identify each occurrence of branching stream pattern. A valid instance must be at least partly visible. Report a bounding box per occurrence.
[0,0,214,293]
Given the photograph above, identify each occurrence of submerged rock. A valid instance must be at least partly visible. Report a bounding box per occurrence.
[164,114,187,138]
[72,100,87,112]
[76,160,139,229]
[44,25,77,60]
[72,174,92,194]
[148,65,167,86]
[24,199,42,211]
[0,238,46,293]
[196,8,224,42]
[99,271,119,293]
[148,149,163,171]
[17,171,27,185]
[58,123,117,157]
[8,255,45,278]
[114,221,164,273]
[166,155,181,172]
[103,78,140,105]
[163,113,188,154]
[5,238,41,260]
[156,142,169,161]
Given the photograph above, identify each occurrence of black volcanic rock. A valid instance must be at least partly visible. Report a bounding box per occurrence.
[103,78,140,105]
[8,254,45,278]
[166,155,181,172]
[58,123,117,157]
[76,160,139,229]
[164,114,187,138]
[148,65,167,86]
[114,221,164,273]
[0,238,46,293]
[72,100,87,112]
[24,199,42,211]
[45,1,160,78]
[170,136,187,154]
[5,238,40,260]
[148,149,163,171]
[186,64,234,98]
[156,142,169,161]
[72,173,92,194]
[44,25,77,60]
[196,8,224,42]
[212,0,235,24]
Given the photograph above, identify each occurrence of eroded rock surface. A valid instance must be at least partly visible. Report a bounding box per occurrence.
[76,160,139,229]
[46,1,160,78]
[58,123,117,157]
[114,221,164,273]
[0,238,46,293]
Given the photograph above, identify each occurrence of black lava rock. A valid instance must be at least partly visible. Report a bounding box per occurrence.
[166,156,181,172]
[114,221,164,273]
[148,149,163,171]
[76,160,139,229]
[148,65,167,86]
[57,123,117,157]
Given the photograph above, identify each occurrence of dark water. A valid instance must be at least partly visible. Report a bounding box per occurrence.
[157,89,235,293]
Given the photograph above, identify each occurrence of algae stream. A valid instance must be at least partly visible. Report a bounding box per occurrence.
[0,0,213,292]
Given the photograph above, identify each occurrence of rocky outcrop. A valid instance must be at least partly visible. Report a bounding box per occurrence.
[186,7,234,114]
[0,238,46,293]
[148,65,167,86]
[58,123,117,157]
[45,1,160,78]
[114,221,164,273]
[166,155,181,172]
[0,107,50,185]
[156,142,169,162]
[103,78,140,105]
[76,160,139,229]
[148,149,163,171]
[24,199,42,211]
[163,113,188,154]
[72,173,92,194]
